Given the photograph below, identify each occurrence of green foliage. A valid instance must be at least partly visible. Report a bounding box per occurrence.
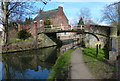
[44,19,51,25]
[17,30,31,40]
[44,17,51,28]
[48,49,75,80]
[9,39,33,43]
[24,17,33,25]
[78,17,84,25]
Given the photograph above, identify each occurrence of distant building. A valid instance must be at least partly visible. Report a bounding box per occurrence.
[34,6,69,27]
[18,6,69,38]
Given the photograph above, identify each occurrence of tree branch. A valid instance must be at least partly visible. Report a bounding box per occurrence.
[7,2,19,16]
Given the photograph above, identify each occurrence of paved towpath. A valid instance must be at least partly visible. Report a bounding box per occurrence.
[70,48,96,79]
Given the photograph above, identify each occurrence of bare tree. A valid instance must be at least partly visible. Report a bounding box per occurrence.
[0,1,50,44]
[79,8,95,24]
[101,2,119,27]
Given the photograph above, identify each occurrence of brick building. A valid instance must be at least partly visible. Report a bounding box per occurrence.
[18,6,69,38]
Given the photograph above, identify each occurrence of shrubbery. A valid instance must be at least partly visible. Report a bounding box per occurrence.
[17,30,31,40]
[44,17,51,28]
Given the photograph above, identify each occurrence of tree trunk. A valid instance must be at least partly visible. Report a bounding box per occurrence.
[2,2,9,44]
[4,21,9,44]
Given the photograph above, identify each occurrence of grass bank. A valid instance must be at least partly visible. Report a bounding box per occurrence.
[83,48,116,79]
[9,39,33,43]
[48,49,75,80]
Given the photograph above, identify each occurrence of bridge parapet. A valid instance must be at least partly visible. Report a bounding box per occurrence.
[37,25,84,33]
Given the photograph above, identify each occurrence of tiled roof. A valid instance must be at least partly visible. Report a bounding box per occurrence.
[34,9,58,21]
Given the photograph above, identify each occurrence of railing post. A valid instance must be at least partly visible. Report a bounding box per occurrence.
[96,45,99,57]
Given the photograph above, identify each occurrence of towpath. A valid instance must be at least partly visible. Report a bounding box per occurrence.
[70,48,96,79]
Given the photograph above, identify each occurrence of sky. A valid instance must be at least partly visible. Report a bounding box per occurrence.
[0,0,119,30]
[32,1,117,26]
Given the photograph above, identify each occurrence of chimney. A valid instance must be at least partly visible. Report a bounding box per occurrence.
[58,6,63,11]
[39,9,43,13]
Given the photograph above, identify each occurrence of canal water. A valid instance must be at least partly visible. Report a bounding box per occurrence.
[1,39,81,80]
[1,46,59,80]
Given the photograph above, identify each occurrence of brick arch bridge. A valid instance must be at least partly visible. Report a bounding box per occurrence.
[38,30,100,57]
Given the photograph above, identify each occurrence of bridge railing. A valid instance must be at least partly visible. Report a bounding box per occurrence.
[37,25,85,33]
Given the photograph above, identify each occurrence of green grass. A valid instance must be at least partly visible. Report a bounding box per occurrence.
[83,48,110,60]
[48,49,75,80]
[9,39,33,43]
[83,48,116,79]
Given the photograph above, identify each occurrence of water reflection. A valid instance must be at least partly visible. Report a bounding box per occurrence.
[2,46,58,79]
[1,40,81,80]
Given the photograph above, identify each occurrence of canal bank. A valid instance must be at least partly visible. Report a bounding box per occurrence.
[1,33,81,54]
[1,33,57,54]
[48,49,75,80]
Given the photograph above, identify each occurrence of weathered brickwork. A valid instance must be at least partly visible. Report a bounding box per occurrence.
[18,23,38,38]
[8,28,17,39]
[84,25,113,49]
[18,6,69,38]
[53,6,69,27]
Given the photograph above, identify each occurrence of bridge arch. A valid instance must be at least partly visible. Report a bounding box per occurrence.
[38,30,100,57]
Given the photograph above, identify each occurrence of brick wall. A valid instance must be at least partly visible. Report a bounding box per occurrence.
[52,6,69,27]
[18,22,38,38]
[9,28,17,39]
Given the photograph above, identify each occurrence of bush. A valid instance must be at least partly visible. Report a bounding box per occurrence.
[44,17,51,28]
[17,30,31,40]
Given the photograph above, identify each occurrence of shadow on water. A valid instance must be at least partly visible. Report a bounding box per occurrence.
[2,46,59,79]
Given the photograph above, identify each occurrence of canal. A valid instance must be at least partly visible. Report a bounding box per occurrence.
[1,39,81,80]
[1,46,59,79]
